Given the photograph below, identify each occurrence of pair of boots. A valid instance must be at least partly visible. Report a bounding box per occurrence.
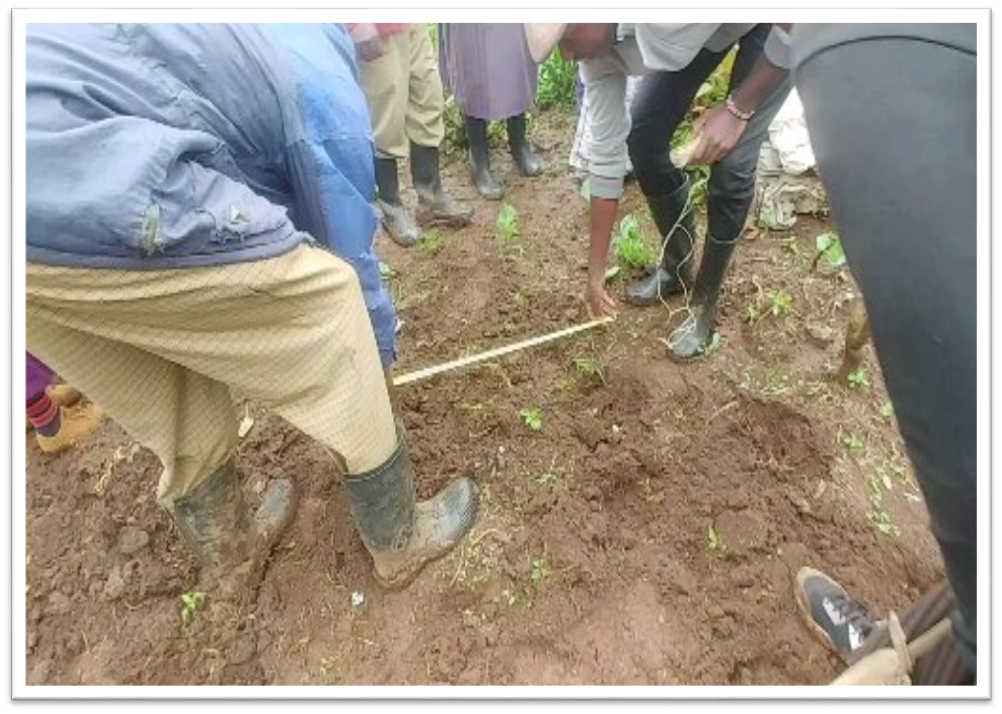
[624,176,738,361]
[466,113,542,200]
[172,422,479,601]
[376,143,472,248]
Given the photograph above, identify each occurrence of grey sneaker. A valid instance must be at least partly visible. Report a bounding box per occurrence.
[795,566,881,662]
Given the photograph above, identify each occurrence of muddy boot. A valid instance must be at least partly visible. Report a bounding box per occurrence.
[466,115,502,200]
[410,143,473,228]
[344,422,480,589]
[374,156,420,247]
[507,113,542,177]
[173,460,299,602]
[35,403,104,455]
[667,230,736,361]
[625,177,697,306]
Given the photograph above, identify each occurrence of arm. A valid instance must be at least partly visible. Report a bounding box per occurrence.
[690,24,792,165]
[579,54,632,319]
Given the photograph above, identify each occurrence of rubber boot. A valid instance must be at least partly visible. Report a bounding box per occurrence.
[410,143,473,228]
[173,460,299,601]
[374,156,420,247]
[507,113,542,177]
[465,115,503,200]
[625,177,697,306]
[344,422,480,589]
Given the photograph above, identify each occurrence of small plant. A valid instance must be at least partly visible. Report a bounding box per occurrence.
[459,398,494,414]
[530,554,552,583]
[572,354,607,385]
[879,401,895,421]
[815,232,847,269]
[612,213,655,270]
[700,332,723,357]
[847,368,871,390]
[867,476,900,537]
[769,288,795,317]
[419,228,444,256]
[497,203,519,242]
[707,524,728,556]
[839,430,865,452]
[180,590,205,625]
[519,407,544,432]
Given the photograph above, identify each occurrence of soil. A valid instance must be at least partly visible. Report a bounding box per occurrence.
[24,110,944,687]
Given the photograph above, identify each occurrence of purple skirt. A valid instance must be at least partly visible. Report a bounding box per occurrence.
[438,24,538,121]
[27,352,54,401]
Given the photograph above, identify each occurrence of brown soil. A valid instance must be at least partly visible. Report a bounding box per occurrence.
[25,110,943,687]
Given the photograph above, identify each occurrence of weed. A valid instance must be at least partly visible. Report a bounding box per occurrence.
[419,228,444,256]
[497,203,518,240]
[838,430,865,452]
[612,213,655,270]
[700,332,723,357]
[879,401,895,421]
[519,407,544,432]
[530,554,552,584]
[847,368,871,390]
[378,261,396,281]
[459,398,495,414]
[815,232,847,269]
[769,288,795,317]
[707,524,728,557]
[513,289,530,311]
[180,589,205,625]
[867,475,900,537]
[571,354,607,386]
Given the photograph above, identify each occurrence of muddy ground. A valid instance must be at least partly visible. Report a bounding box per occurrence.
[24,109,943,687]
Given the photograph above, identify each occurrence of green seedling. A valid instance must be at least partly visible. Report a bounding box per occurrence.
[867,476,900,537]
[378,261,397,281]
[838,431,865,452]
[572,355,607,385]
[519,407,543,432]
[180,589,205,625]
[419,228,444,256]
[769,289,795,317]
[497,203,519,242]
[530,554,552,584]
[847,368,871,390]
[815,232,847,269]
[879,401,895,421]
[700,332,723,357]
[459,398,494,415]
[707,524,728,556]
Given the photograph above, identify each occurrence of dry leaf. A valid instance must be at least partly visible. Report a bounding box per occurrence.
[238,407,255,439]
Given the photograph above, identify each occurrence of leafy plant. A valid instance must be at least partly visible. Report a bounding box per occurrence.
[612,213,655,269]
[769,289,795,317]
[572,354,607,385]
[847,368,871,390]
[180,590,205,625]
[707,524,728,556]
[519,407,543,431]
[839,431,865,452]
[879,401,895,421]
[815,232,846,269]
[536,48,577,111]
[530,554,552,583]
[419,228,444,256]
[497,203,519,242]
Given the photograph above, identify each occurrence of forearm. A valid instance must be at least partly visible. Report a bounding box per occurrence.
[729,24,792,113]
[730,53,790,114]
[588,196,619,284]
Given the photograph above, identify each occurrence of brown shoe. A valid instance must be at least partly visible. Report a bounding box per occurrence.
[36,404,104,455]
[47,383,82,408]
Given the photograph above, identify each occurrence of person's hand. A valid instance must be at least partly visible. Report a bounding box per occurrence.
[689,103,749,165]
[559,24,616,61]
[584,279,618,320]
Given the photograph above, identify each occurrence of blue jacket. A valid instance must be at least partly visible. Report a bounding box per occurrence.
[26,23,397,366]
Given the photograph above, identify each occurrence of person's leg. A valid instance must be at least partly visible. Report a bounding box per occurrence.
[405,24,472,228]
[669,26,793,360]
[27,244,479,590]
[624,49,725,305]
[26,313,294,600]
[465,114,503,200]
[795,34,976,683]
[357,32,419,246]
[26,350,101,451]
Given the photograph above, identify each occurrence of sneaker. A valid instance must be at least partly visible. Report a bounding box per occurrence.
[794,566,880,662]
[36,403,104,455]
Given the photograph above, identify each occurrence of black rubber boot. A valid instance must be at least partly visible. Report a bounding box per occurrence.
[410,143,473,228]
[507,113,542,177]
[465,115,503,200]
[668,230,737,362]
[625,177,697,306]
[344,422,480,589]
[173,459,299,602]
[374,156,420,247]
